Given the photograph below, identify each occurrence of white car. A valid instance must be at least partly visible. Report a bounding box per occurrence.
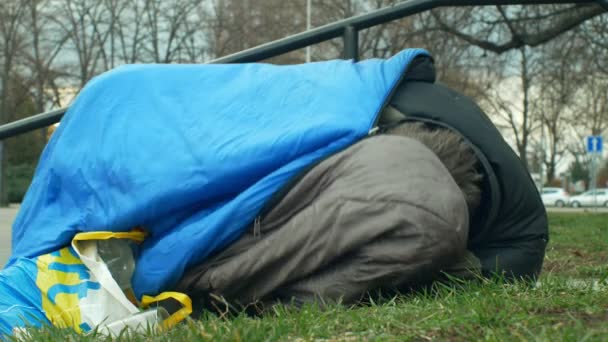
[540,187,570,207]
[569,188,608,208]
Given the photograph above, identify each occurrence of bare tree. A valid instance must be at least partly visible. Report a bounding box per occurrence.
[201,0,313,63]
[0,0,26,206]
[179,2,212,62]
[0,1,26,123]
[580,11,608,74]
[23,0,70,124]
[95,0,128,69]
[54,0,113,87]
[428,4,606,174]
[304,2,504,102]
[576,76,608,136]
[561,66,608,184]
[431,4,606,54]
[109,0,146,64]
[531,31,587,182]
[481,47,540,171]
[311,1,431,60]
[0,1,605,206]
[140,0,204,63]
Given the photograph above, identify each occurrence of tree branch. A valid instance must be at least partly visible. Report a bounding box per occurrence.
[432,4,606,54]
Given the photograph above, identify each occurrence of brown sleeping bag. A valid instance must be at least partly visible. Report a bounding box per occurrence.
[176,135,469,310]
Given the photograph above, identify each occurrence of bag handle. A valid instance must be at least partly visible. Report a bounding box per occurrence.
[141,292,193,329]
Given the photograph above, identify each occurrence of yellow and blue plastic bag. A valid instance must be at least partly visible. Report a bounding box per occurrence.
[0,231,191,338]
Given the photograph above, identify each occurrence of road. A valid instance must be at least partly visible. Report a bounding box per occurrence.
[546,207,608,213]
[0,205,607,269]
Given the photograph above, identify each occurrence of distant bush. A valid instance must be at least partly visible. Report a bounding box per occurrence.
[547,178,563,187]
[6,163,36,203]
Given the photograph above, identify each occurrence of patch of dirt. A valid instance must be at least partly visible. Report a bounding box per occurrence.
[529,307,567,315]
[415,327,469,342]
[541,259,578,275]
[578,311,608,326]
[548,247,607,262]
[527,307,608,327]
[542,248,608,276]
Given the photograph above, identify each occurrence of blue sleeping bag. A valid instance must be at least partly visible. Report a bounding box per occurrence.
[7,48,429,298]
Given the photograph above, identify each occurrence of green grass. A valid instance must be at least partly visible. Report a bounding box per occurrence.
[14,213,608,341]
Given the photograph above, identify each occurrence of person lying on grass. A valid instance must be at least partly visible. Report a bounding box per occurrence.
[176,56,548,312]
[2,49,548,333]
[177,120,547,313]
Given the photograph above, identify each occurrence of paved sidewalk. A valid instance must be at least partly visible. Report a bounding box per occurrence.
[0,205,18,268]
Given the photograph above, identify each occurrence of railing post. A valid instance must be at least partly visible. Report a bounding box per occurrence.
[343,25,359,61]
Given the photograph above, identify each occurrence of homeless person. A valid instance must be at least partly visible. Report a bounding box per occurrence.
[175,55,548,311]
[2,48,547,334]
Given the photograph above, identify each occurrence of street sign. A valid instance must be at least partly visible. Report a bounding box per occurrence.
[586,135,603,153]
[586,135,603,210]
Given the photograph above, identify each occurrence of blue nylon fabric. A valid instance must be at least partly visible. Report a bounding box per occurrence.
[9,48,430,297]
[0,259,48,338]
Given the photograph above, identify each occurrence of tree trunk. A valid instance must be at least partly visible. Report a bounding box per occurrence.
[518,47,531,171]
[0,55,12,207]
[0,140,6,206]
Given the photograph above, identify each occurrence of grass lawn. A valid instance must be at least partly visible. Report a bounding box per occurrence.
[15,213,608,341]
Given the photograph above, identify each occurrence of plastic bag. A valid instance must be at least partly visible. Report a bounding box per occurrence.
[0,230,192,338]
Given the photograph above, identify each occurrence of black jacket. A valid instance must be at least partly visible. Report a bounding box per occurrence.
[381,56,548,279]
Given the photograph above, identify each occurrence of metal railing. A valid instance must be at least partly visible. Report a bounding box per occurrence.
[0,0,604,140]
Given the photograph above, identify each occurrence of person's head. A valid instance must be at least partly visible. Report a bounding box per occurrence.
[385,122,483,216]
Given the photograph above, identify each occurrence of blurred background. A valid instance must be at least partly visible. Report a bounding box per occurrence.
[0,0,606,207]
